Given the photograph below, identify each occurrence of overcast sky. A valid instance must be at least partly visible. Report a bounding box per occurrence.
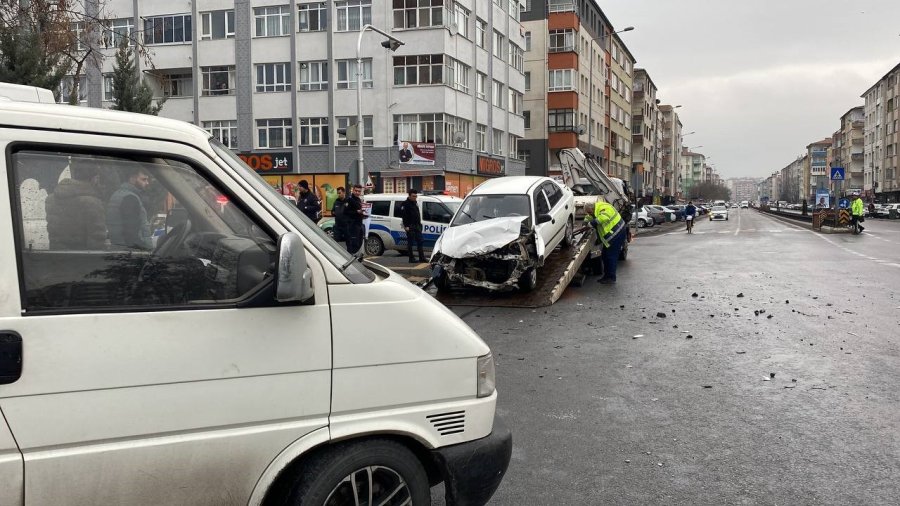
[599,0,900,179]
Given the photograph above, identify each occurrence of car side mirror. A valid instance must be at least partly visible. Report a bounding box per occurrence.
[537,213,553,224]
[275,232,315,303]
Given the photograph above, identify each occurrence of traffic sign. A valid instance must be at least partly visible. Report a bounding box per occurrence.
[830,167,845,181]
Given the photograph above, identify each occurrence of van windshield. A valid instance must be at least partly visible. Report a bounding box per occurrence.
[451,194,531,227]
[209,139,374,283]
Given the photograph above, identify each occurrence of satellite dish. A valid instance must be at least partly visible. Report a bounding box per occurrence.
[576,124,586,135]
[453,131,466,145]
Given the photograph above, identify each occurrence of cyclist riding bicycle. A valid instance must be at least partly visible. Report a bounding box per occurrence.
[684,201,697,234]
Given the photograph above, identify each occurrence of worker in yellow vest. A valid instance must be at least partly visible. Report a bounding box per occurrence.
[850,192,865,234]
[585,195,627,285]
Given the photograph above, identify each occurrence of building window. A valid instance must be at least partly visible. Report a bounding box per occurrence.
[201,66,235,95]
[299,117,329,145]
[143,14,192,44]
[524,71,531,91]
[475,18,486,48]
[509,89,523,114]
[336,0,372,31]
[509,43,524,72]
[200,10,235,39]
[508,0,521,20]
[393,113,459,144]
[548,109,575,132]
[492,128,504,155]
[476,124,487,151]
[299,2,327,31]
[393,0,444,29]
[476,72,487,100]
[508,134,519,156]
[393,54,444,86]
[203,120,238,148]
[103,18,134,47]
[449,116,470,147]
[102,74,113,101]
[548,69,574,91]
[256,62,292,92]
[257,119,293,148]
[448,59,470,93]
[492,30,504,58]
[523,110,531,129]
[254,5,291,37]
[162,73,193,97]
[492,80,504,108]
[452,3,469,38]
[336,116,373,146]
[336,59,373,89]
[548,29,574,52]
[524,31,531,51]
[298,61,328,91]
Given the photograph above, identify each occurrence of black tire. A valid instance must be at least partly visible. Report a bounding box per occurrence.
[282,439,430,506]
[561,216,575,247]
[519,267,538,292]
[637,218,647,228]
[364,234,385,256]
[434,271,450,292]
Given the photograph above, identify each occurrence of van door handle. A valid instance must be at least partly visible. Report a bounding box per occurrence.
[0,332,22,385]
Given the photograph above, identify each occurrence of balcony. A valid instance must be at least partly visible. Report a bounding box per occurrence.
[852,120,864,129]
[548,1,577,13]
[852,137,864,145]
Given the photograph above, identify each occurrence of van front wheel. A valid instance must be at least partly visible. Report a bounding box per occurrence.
[364,234,385,256]
[284,439,430,506]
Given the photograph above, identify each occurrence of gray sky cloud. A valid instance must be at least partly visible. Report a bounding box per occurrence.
[600,0,900,178]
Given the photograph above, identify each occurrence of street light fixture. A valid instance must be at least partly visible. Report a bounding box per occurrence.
[355,25,404,187]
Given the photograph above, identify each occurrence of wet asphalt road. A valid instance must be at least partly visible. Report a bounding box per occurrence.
[441,208,900,505]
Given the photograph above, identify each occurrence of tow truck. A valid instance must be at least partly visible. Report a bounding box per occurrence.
[427,148,634,308]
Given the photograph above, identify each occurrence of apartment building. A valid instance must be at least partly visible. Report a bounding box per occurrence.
[727,178,759,204]
[680,149,704,199]
[659,104,682,200]
[804,138,831,202]
[838,106,865,191]
[862,62,900,202]
[520,0,636,179]
[59,0,526,197]
[631,68,658,199]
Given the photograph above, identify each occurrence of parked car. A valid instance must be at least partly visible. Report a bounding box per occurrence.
[647,205,676,222]
[641,205,667,225]
[661,205,685,221]
[432,176,576,291]
[636,207,655,228]
[318,193,462,256]
[876,203,900,219]
[710,205,729,221]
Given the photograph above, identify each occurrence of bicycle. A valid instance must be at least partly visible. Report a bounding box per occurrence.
[686,215,694,234]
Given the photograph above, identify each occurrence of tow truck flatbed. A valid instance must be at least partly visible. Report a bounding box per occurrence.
[428,229,597,308]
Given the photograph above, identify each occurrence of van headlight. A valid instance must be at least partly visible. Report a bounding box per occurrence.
[477,353,496,398]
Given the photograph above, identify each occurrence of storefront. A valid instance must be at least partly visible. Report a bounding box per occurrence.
[239,151,349,217]
[374,154,506,198]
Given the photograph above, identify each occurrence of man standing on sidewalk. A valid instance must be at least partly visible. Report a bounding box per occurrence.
[345,184,367,256]
[400,189,426,263]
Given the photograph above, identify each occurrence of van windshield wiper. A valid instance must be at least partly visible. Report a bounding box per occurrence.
[340,254,359,272]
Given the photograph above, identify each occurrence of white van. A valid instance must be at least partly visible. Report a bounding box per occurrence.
[0,82,56,103]
[0,99,510,504]
[362,193,463,256]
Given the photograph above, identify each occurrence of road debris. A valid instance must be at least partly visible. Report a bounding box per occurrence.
[737,292,744,297]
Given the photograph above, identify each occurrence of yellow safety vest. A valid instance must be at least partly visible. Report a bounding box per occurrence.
[585,200,624,247]
[851,198,864,217]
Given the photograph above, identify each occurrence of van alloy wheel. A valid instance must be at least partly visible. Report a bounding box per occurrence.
[324,465,412,505]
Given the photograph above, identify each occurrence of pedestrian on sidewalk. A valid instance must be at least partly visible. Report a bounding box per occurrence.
[850,192,865,234]
[345,184,367,256]
[400,189,427,263]
[684,200,697,233]
[585,195,626,285]
[331,186,348,243]
[296,180,321,223]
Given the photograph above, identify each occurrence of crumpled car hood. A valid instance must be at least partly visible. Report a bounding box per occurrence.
[433,216,529,258]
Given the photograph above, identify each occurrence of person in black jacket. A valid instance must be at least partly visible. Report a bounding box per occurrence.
[400,189,426,263]
[331,186,348,243]
[345,184,366,256]
[296,180,321,223]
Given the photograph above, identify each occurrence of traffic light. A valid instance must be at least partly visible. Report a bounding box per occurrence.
[336,122,359,142]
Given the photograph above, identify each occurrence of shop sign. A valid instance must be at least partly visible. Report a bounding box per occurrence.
[238,152,293,172]
[476,155,505,176]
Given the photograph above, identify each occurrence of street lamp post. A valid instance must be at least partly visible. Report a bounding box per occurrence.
[355,25,404,187]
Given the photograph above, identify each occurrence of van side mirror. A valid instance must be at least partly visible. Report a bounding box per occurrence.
[275,232,314,303]
[537,213,553,224]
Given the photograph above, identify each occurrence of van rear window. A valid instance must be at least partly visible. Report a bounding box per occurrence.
[370,200,390,217]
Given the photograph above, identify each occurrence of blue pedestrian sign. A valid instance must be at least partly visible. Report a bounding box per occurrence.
[830,167,845,181]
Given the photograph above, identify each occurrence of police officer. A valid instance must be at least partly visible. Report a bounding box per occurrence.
[585,195,627,285]
[850,192,865,234]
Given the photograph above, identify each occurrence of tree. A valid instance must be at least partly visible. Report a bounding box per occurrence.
[0,0,75,95]
[109,38,164,115]
[689,182,731,201]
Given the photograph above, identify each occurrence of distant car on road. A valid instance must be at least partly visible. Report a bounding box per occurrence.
[876,203,900,219]
[641,205,668,224]
[710,205,729,221]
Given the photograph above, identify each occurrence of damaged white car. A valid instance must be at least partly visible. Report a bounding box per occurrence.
[431,176,575,292]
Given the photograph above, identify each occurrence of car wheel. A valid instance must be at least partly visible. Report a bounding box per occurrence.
[520,268,538,292]
[561,216,575,247]
[281,439,430,506]
[364,234,385,256]
[324,228,334,238]
[434,271,450,292]
[637,218,647,228]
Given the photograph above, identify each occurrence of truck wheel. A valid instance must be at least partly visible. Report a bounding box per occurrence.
[520,268,538,292]
[561,216,575,247]
[364,234,385,256]
[282,439,430,506]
